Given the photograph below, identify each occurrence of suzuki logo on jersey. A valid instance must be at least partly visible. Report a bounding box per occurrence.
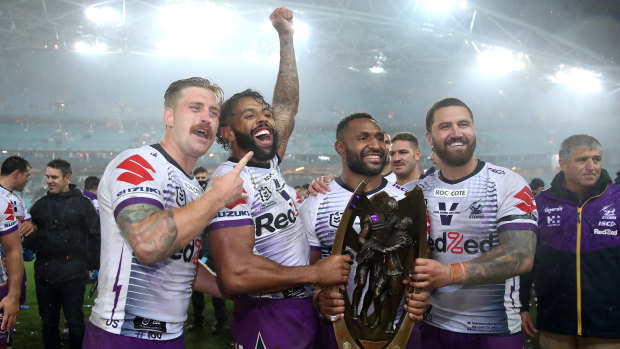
[3,203,14,221]
[437,202,459,226]
[116,155,156,185]
[547,215,560,227]
[600,205,616,220]
[434,189,467,197]
[514,187,536,213]
[258,187,272,202]
[429,231,499,254]
[254,209,297,236]
[116,187,161,198]
[226,189,247,209]
[329,212,343,228]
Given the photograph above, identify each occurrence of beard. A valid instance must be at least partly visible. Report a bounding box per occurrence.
[233,128,279,162]
[433,135,476,167]
[345,146,386,176]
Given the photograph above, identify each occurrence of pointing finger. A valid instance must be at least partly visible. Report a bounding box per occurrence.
[234,151,254,173]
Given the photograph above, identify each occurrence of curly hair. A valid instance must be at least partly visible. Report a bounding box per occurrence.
[216,89,272,151]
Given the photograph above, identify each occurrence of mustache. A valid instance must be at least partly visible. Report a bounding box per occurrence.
[190,124,213,136]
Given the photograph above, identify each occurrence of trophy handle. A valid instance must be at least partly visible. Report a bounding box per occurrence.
[330,180,368,349]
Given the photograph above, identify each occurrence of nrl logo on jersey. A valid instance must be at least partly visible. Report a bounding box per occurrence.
[547,215,561,227]
[600,205,616,220]
[175,186,186,206]
[329,211,343,228]
[258,187,272,202]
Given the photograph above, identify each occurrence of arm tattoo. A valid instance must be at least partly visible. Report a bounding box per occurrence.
[117,204,180,258]
[464,229,535,285]
[272,35,299,154]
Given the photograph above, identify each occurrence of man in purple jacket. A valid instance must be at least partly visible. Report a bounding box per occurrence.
[520,134,620,348]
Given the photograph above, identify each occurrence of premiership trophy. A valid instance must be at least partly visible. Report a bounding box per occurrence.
[330,180,427,349]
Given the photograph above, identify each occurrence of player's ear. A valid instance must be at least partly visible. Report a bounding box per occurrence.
[426,131,433,148]
[220,125,235,142]
[164,107,174,128]
[334,141,345,156]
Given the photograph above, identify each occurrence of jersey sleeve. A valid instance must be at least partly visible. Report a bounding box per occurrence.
[206,165,254,231]
[496,170,538,233]
[106,149,167,220]
[0,198,18,237]
[298,195,321,250]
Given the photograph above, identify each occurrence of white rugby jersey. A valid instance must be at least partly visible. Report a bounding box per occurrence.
[0,196,17,284]
[0,186,31,224]
[418,160,537,335]
[299,177,408,310]
[90,144,204,340]
[206,156,311,299]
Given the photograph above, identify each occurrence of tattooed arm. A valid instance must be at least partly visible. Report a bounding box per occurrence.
[270,6,299,159]
[117,152,253,265]
[413,229,536,288]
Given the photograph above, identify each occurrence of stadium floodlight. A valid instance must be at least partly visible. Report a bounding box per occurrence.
[415,0,467,13]
[85,6,121,25]
[550,66,602,93]
[477,46,528,76]
[369,66,385,74]
[73,40,108,53]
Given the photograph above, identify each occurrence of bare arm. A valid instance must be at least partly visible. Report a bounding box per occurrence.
[117,152,253,265]
[210,225,350,296]
[270,6,299,158]
[0,231,23,331]
[413,229,536,288]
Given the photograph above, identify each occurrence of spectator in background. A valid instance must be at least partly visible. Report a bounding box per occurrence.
[614,171,620,186]
[520,135,620,348]
[82,176,100,214]
[193,166,209,190]
[529,178,545,196]
[389,132,423,190]
[382,131,395,180]
[24,159,100,349]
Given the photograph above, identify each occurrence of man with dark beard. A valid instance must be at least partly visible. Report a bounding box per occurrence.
[299,113,429,348]
[408,98,538,349]
[204,7,351,349]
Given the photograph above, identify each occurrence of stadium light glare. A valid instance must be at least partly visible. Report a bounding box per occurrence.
[369,66,385,74]
[85,6,121,25]
[416,0,461,13]
[550,66,602,93]
[477,47,527,76]
[73,40,108,53]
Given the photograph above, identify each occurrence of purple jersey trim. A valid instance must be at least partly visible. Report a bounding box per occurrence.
[0,225,17,236]
[208,219,254,231]
[113,197,164,219]
[498,222,537,233]
[310,245,321,252]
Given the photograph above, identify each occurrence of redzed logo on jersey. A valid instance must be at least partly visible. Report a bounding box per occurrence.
[226,189,247,209]
[514,186,536,213]
[4,202,15,221]
[116,155,156,185]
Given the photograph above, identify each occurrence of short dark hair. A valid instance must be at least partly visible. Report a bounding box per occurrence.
[193,166,208,176]
[336,113,377,142]
[216,89,272,151]
[425,98,474,133]
[164,77,224,108]
[84,176,100,191]
[529,178,544,190]
[559,134,602,160]
[1,156,30,176]
[47,159,72,177]
[391,132,419,150]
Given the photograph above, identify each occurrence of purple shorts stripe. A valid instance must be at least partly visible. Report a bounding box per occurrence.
[498,222,537,233]
[0,284,9,345]
[207,219,254,231]
[233,297,318,349]
[83,321,184,349]
[310,245,321,252]
[420,323,524,349]
[113,197,164,219]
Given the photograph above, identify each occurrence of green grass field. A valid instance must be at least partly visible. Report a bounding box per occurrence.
[13,262,541,348]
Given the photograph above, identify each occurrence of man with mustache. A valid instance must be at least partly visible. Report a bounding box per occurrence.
[299,113,429,348]
[205,7,351,349]
[520,135,620,348]
[410,98,538,348]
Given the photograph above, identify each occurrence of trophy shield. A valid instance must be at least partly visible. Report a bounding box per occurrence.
[330,180,427,349]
